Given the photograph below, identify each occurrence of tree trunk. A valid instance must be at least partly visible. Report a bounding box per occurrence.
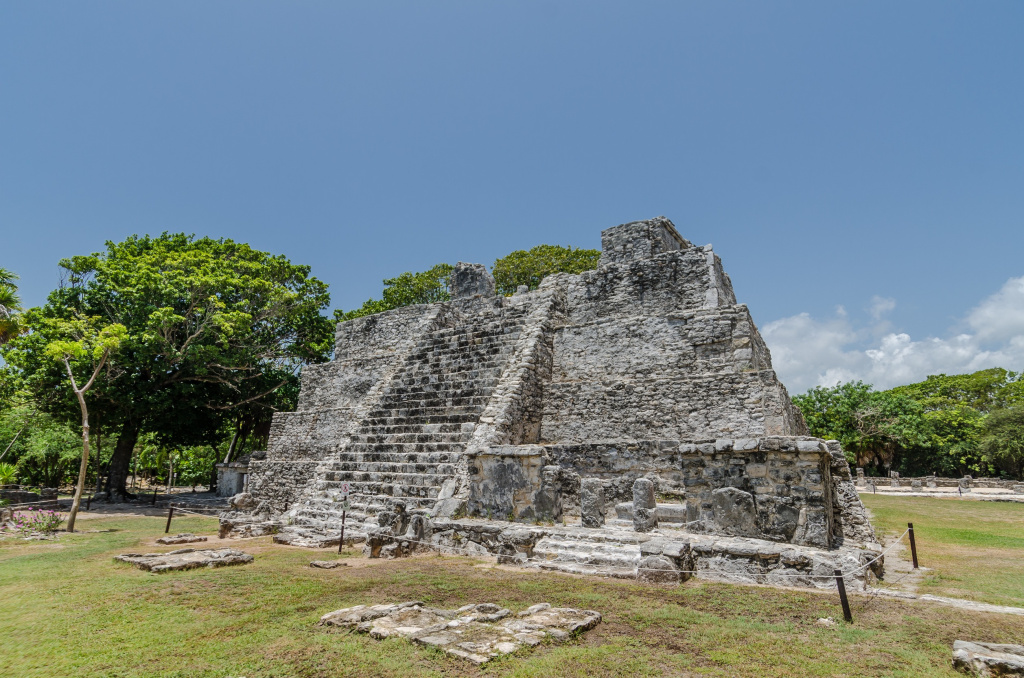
[104,422,141,502]
[65,393,91,533]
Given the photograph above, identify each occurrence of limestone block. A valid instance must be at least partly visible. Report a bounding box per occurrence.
[321,601,601,665]
[711,487,758,537]
[951,640,1024,677]
[580,478,606,528]
[638,555,680,583]
[450,262,495,299]
[115,548,253,573]
[632,478,658,532]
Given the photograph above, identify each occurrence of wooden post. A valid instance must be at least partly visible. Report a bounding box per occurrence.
[86,496,91,512]
[165,505,175,533]
[908,522,919,569]
[152,487,158,505]
[834,569,853,623]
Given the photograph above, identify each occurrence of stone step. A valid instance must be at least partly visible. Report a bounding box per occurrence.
[344,442,463,454]
[330,461,457,475]
[373,396,491,410]
[318,480,442,499]
[319,470,450,486]
[389,385,496,398]
[359,413,481,427]
[348,436,468,446]
[333,452,461,465]
[366,405,484,418]
[350,422,474,435]
[531,534,643,571]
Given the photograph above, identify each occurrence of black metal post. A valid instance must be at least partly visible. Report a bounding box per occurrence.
[152,487,158,505]
[338,510,347,554]
[908,522,919,569]
[165,506,174,533]
[86,496,91,511]
[834,569,853,623]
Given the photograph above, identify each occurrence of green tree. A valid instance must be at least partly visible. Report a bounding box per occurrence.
[492,244,600,296]
[2,234,333,501]
[337,264,454,322]
[890,368,1022,413]
[979,405,1024,478]
[0,268,23,345]
[792,382,931,473]
[39,316,126,531]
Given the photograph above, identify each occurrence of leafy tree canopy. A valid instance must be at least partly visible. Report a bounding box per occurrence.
[492,244,600,296]
[2,233,333,498]
[336,264,454,322]
[980,405,1024,478]
[793,367,1024,478]
[335,244,601,321]
[0,267,23,345]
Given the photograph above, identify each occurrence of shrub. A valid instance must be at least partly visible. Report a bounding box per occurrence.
[8,508,65,535]
[0,461,17,485]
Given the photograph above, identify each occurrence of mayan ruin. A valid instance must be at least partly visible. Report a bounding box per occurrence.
[220,217,884,588]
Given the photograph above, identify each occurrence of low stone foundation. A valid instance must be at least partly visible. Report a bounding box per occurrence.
[354,515,883,591]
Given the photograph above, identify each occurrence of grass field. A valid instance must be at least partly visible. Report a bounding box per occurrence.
[861,494,1024,608]
[1,507,1022,678]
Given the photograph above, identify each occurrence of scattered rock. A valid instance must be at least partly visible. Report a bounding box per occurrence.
[115,548,253,573]
[815,617,837,628]
[229,492,256,510]
[156,533,208,545]
[310,560,348,569]
[952,640,1024,677]
[319,601,601,664]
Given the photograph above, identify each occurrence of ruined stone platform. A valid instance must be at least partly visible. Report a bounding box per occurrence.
[224,216,883,590]
[115,548,253,572]
[319,601,601,664]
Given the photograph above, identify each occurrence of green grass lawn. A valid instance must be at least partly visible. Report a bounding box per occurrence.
[1,510,1023,677]
[861,494,1024,608]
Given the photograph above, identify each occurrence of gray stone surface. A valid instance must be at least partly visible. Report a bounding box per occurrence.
[310,560,347,569]
[225,216,879,567]
[580,478,606,528]
[450,262,496,299]
[155,533,208,545]
[115,548,253,572]
[952,640,1024,676]
[319,601,601,665]
[711,487,759,537]
[632,478,658,532]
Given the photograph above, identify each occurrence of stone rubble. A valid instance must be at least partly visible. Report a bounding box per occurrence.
[319,601,601,664]
[155,533,208,545]
[952,640,1024,677]
[115,548,253,573]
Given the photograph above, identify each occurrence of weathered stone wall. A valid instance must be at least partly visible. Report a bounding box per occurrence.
[542,437,848,548]
[237,215,873,555]
[466,446,560,522]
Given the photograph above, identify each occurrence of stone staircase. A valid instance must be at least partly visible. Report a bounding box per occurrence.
[528,529,645,578]
[286,304,530,535]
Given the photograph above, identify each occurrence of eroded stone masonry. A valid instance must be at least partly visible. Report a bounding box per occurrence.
[221,217,883,588]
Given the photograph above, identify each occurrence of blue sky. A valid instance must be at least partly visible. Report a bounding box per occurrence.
[3,2,1023,391]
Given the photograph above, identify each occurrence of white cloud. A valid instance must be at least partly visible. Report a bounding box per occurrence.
[868,295,896,321]
[967,276,1024,342]
[763,276,1024,393]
